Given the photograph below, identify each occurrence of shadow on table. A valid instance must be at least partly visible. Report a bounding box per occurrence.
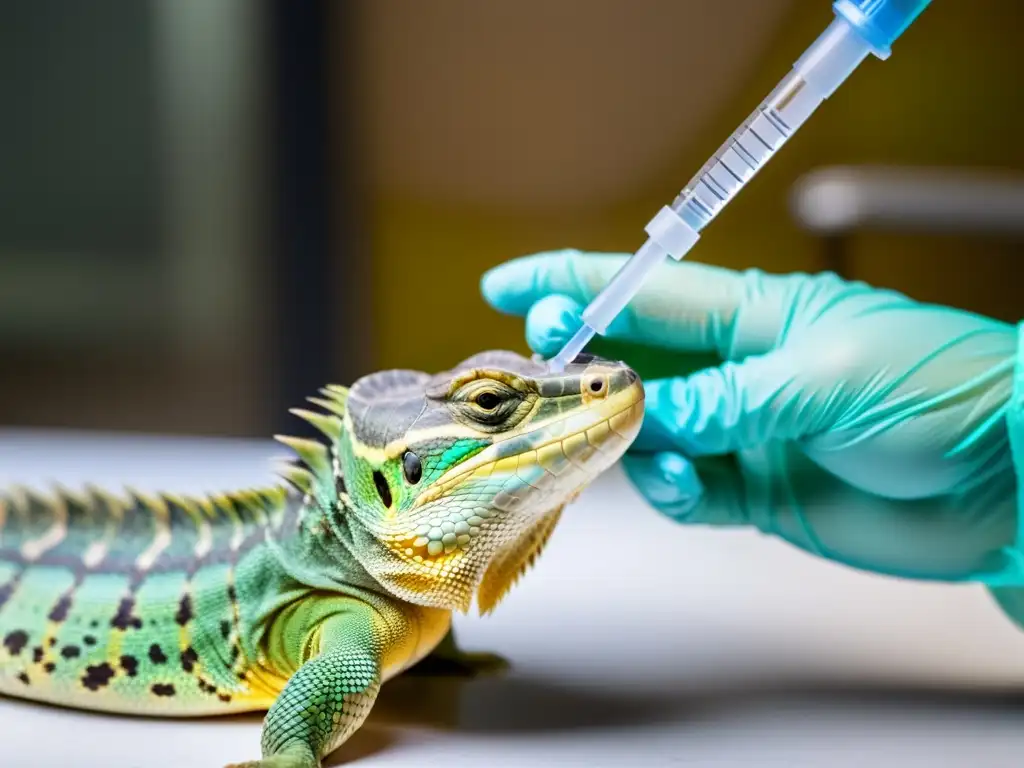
[327,670,1024,764]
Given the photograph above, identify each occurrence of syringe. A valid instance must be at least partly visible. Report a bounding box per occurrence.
[547,0,933,371]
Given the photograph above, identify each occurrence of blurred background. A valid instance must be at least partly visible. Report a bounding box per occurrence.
[1,0,1021,439]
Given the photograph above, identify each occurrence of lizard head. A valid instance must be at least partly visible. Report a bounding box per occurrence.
[277,350,643,614]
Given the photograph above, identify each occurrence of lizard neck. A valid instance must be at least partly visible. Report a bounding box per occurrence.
[262,493,384,597]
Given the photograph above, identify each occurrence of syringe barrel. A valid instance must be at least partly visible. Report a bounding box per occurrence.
[670,14,875,233]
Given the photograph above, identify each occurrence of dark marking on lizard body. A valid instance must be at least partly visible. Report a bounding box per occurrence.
[3,630,27,656]
[0,485,305,712]
[82,662,115,691]
[149,644,168,664]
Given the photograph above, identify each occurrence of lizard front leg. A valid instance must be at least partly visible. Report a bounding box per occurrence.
[226,599,393,768]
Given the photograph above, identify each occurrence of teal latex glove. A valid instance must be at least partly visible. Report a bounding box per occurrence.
[481,250,1024,586]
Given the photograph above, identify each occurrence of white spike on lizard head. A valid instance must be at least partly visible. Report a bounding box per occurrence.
[279,350,644,614]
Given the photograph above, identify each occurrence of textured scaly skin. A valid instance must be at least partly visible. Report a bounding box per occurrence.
[0,350,643,767]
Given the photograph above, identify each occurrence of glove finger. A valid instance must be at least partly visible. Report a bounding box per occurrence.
[523,294,723,381]
[522,293,678,359]
[523,294,584,358]
[635,351,821,456]
[481,249,828,358]
[621,452,749,527]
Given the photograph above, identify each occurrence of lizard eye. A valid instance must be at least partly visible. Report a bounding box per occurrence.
[474,391,501,410]
[450,378,527,431]
[402,451,422,485]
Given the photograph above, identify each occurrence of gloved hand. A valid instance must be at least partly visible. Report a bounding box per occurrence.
[481,249,1024,587]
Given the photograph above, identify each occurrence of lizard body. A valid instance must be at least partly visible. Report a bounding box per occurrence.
[0,350,643,766]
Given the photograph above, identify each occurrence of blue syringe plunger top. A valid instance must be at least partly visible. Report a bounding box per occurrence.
[832,0,933,59]
[546,0,933,372]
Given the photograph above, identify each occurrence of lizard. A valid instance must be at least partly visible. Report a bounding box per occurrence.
[0,349,644,767]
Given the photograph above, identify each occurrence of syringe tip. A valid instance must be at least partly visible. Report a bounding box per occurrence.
[546,325,596,372]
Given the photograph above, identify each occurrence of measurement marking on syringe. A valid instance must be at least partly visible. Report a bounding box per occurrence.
[717,159,744,186]
[731,141,760,171]
[700,177,727,202]
[751,112,786,146]
[686,193,715,219]
[764,109,792,136]
[707,164,741,200]
[747,125,774,152]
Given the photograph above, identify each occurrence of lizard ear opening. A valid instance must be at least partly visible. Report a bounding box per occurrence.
[373,470,393,508]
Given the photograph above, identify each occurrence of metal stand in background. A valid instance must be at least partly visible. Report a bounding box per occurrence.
[268,0,368,437]
[789,165,1024,278]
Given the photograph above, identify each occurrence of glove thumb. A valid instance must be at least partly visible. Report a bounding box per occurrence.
[621,451,750,527]
[638,345,824,458]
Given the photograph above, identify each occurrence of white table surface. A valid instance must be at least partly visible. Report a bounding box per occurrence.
[1,428,1023,767]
